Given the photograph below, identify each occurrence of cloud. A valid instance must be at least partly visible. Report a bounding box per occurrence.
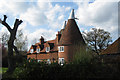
[20,6,47,26]
[0,1,71,47]
[75,0,118,40]
[45,4,71,29]
[0,0,118,50]
[0,0,30,16]
[19,1,71,28]
[27,28,56,45]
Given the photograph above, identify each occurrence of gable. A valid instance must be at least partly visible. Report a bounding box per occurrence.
[100,37,120,54]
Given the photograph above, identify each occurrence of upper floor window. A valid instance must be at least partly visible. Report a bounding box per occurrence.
[30,49,33,53]
[46,47,50,52]
[36,48,40,53]
[58,46,64,52]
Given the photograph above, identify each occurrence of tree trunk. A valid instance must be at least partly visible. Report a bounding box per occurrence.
[0,15,23,73]
[7,35,16,73]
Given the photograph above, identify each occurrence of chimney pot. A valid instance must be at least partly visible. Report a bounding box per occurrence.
[40,36,44,44]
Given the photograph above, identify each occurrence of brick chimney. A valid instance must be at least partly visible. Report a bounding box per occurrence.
[56,31,61,44]
[40,36,44,44]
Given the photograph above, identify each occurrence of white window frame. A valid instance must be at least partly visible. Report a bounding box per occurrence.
[37,48,40,53]
[59,58,64,65]
[38,60,41,62]
[30,49,33,53]
[58,46,64,52]
[47,59,51,64]
[46,47,50,52]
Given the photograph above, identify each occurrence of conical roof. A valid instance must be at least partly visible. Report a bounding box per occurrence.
[58,19,85,45]
[62,21,67,29]
[100,37,120,54]
[69,9,75,19]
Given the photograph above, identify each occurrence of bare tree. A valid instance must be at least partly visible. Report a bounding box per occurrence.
[83,28,112,55]
[14,29,28,51]
[2,32,9,46]
[0,15,23,73]
[31,38,37,45]
[1,30,28,51]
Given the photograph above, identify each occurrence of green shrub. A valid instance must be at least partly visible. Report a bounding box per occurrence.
[2,56,120,79]
[73,45,93,64]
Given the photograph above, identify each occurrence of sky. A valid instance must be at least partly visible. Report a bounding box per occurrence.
[0,0,119,50]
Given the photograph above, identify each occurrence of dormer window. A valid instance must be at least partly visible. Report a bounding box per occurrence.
[36,48,40,53]
[30,49,33,53]
[58,46,64,52]
[46,47,50,52]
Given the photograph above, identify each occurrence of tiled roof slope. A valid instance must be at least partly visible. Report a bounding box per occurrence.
[27,38,57,54]
[100,37,120,54]
[58,19,85,45]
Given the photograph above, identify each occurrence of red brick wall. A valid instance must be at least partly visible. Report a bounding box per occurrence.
[27,52,58,62]
[27,54,37,59]
[58,45,75,62]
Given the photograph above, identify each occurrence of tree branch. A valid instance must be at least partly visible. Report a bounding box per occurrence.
[3,15,7,22]
[13,19,23,31]
[0,15,12,33]
[13,45,19,55]
[0,18,2,23]
[2,22,12,32]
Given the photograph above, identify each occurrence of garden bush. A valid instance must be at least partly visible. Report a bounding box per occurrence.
[2,56,120,79]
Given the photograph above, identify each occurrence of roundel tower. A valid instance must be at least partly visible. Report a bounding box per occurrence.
[58,9,86,63]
